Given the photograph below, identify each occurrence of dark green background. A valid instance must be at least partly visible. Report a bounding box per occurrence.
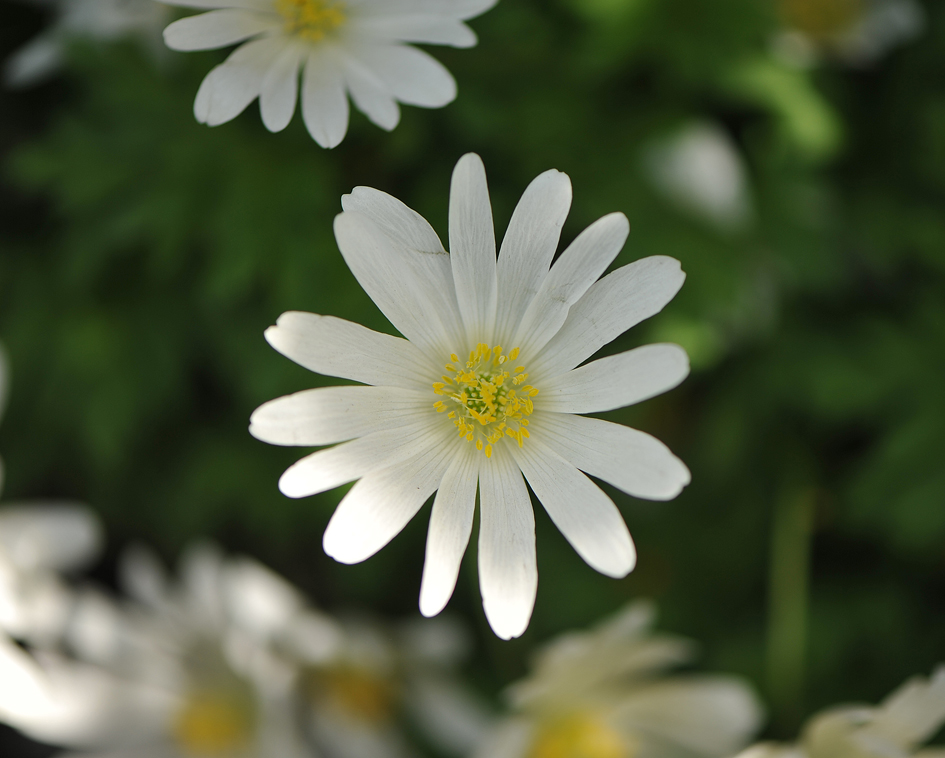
[1,0,944,754]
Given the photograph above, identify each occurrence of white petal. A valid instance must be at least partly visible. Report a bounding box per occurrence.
[301,48,349,148]
[534,412,690,501]
[279,420,436,498]
[264,311,437,390]
[862,667,945,749]
[419,446,478,617]
[405,674,495,755]
[531,256,686,379]
[511,440,635,578]
[3,34,61,88]
[512,213,629,357]
[540,344,689,414]
[162,9,276,51]
[333,211,464,356]
[494,169,572,346]
[478,447,536,640]
[194,37,283,126]
[223,557,303,637]
[472,719,534,758]
[322,434,456,564]
[352,0,497,20]
[161,0,271,9]
[342,53,401,130]
[249,385,429,446]
[260,44,303,132]
[353,44,456,107]
[449,154,498,342]
[0,504,102,572]
[349,15,477,47]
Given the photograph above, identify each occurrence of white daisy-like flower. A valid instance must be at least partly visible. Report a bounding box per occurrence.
[159,0,498,147]
[4,0,170,87]
[475,601,763,758]
[250,153,692,639]
[736,666,945,758]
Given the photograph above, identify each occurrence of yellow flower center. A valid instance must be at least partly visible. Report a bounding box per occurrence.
[528,713,632,758]
[307,665,396,723]
[275,0,346,41]
[432,343,538,458]
[780,0,863,40]
[173,689,255,757]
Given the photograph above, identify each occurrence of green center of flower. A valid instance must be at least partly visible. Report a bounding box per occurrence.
[528,713,632,758]
[433,343,538,458]
[276,0,346,41]
[173,688,255,757]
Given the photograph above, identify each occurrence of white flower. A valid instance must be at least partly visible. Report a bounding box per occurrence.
[475,601,763,758]
[736,667,945,758]
[250,153,692,639]
[159,0,497,147]
[4,0,170,87]
[643,121,752,232]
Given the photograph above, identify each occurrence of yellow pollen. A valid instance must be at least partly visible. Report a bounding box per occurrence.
[528,713,631,758]
[173,689,254,757]
[433,344,538,456]
[307,666,396,724]
[276,0,346,41]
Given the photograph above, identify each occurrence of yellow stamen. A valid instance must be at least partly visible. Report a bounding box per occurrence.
[276,0,346,41]
[528,712,630,758]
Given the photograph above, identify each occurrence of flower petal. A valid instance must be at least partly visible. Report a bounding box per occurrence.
[531,256,686,379]
[162,10,277,52]
[353,0,498,20]
[494,169,572,346]
[194,37,284,126]
[534,412,691,501]
[349,15,478,47]
[264,311,438,390]
[278,420,436,498]
[512,212,629,358]
[342,52,401,131]
[249,386,429,446]
[161,0,272,9]
[260,44,304,133]
[419,446,478,617]
[3,34,61,88]
[0,504,102,573]
[478,446,536,640]
[334,210,463,356]
[449,154,498,342]
[540,344,689,414]
[322,435,456,564]
[511,440,635,578]
[301,48,349,148]
[353,44,457,107]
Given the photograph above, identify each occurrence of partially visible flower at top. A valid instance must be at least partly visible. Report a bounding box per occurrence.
[735,666,945,758]
[643,121,752,233]
[0,342,103,648]
[159,0,498,147]
[4,0,169,87]
[475,601,764,758]
[772,0,925,68]
[250,153,692,639]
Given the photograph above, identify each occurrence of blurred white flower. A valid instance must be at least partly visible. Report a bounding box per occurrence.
[736,666,945,758]
[772,0,925,68]
[0,543,319,757]
[643,121,752,232]
[4,0,170,87]
[250,153,691,639]
[476,601,764,758]
[0,343,103,648]
[160,0,497,147]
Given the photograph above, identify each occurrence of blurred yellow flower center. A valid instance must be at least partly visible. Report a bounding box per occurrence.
[780,0,863,39]
[529,713,630,758]
[173,690,254,757]
[433,343,538,458]
[276,0,346,41]
[308,665,396,723]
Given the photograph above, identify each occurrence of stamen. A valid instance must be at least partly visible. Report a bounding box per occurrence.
[276,0,346,41]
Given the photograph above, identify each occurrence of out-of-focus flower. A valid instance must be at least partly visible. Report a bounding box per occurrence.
[250,153,691,639]
[4,0,170,87]
[0,343,103,647]
[772,0,925,67]
[643,121,752,232]
[735,666,945,758]
[159,0,498,147]
[286,613,493,758]
[476,601,764,758]
[0,543,318,757]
